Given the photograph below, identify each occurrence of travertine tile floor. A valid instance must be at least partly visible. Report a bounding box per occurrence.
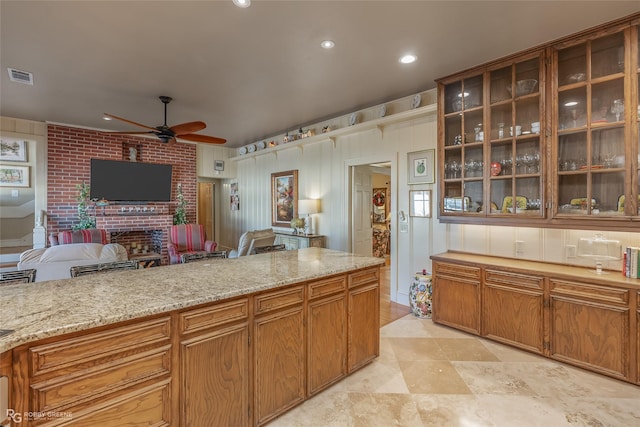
[268,315,640,426]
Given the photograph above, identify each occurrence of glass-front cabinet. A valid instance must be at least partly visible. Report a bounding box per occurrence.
[437,14,640,230]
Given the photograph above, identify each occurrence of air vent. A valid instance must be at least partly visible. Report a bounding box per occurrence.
[7,68,34,85]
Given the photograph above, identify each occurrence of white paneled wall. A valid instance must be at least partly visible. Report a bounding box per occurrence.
[205,89,640,305]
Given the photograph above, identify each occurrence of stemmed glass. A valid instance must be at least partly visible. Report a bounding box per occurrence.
[611,99,624,121]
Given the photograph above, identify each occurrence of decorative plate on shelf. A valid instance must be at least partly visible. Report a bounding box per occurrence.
[239,146,247,155]
[247,144,256,153]
[501,196,527,213]
[378,104,387,118]
[257,141,266,150]
[411,94,421,109]
[349,112,358,126]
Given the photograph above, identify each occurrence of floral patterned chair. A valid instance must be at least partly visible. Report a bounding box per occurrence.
[372,228,390,258]
[167,224,217,264]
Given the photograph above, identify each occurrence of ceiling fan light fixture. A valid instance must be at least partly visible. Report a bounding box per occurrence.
[158,135,172,144]
[233,0,251,8]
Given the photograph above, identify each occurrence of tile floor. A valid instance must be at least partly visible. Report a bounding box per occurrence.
[268,315,640,426]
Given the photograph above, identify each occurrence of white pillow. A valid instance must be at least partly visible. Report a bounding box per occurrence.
[236,231,253,257]
[39,243,105,262]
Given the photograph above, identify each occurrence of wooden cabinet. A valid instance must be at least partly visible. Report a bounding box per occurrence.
[483,269,545,354]
[14,316,173,426]
[275,233,325,250]
[307,276,347,396]
[437,13,640,230]
[431,252,639,385]
[549,279,630,380]
[432,261,481,335]
[253,286,305,426]
[179,298,249,427]
[347,268,380,372]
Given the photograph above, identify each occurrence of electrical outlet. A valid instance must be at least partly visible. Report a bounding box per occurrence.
[515,240,525,254]
[566,244,577,258]
[11,190,19,197]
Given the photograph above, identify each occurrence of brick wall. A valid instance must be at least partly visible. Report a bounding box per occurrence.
[47,124,196,263]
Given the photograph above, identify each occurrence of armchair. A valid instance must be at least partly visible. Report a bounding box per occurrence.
[228,228,276,258]
[49,229,108,246]
[167,224,217,264]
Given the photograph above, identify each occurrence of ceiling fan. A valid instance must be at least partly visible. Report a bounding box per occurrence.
[103,96,226,145]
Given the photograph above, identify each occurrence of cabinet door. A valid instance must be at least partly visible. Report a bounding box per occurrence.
[181,323,249,427]
[307,292,347,395]
[483,269,544,354]
[347,268,380,372]
[442,74,484,214]
[432,262,481,335]
[254,306,305,425]
[550,279,630,380]
[488,53,545,217]
[554,28,629,217]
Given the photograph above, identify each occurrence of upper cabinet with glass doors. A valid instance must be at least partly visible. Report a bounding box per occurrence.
[437,13,640,230]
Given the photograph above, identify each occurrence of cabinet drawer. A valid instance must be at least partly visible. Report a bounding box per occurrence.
[485,269,543,290]
[30,317,171,376]
[31,345,171,412]
[308,276,346,300]
[254,285,304,315]
[550,279,629,306]
[180,298,248,335]
[434,262,480,281]
[348,267,379,289]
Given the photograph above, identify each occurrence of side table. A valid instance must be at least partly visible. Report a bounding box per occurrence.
[130,252,162,268]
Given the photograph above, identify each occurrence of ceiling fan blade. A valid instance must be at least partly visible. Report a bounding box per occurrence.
[179,133,227,144]
[170,121,206,136]
[104,113,157,131]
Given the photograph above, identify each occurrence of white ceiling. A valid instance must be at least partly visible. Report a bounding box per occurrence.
[1,1,638,148]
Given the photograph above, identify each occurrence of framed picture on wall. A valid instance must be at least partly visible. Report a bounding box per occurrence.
[0,138,28,162]
[271,170,298,226]
[230,182,239,210]
[407,149,435,184]
[0,165,30,187]
[372,188,388,223]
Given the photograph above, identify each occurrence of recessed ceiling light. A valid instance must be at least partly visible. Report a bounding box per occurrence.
[103,116,112,121]
[399,54,417,64]
[320,40,335,49]
[232,0,250,8]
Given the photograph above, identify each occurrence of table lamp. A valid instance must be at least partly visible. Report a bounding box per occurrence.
[298,199,319,235]
[577,232,622,274]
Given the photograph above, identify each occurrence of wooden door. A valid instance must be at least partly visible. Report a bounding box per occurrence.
[197,182,214,241]
[352,166,373,256]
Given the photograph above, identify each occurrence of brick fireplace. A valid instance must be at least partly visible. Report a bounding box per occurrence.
[46,124,196,265]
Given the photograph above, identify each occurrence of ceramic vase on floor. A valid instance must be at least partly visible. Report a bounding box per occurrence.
[409,273,432,318]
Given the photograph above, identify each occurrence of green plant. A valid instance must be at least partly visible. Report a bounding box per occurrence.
[72,181,96,230]
[173,184,189,225]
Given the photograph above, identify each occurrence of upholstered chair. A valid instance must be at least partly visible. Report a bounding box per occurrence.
[167,224,217,264]
[228,228,276,258]
[49,229,108,246]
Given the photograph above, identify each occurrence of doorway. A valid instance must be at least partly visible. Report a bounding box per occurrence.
[197,182,215,241]
[349,160,395,302]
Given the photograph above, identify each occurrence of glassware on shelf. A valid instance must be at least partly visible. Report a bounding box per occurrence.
[576,232,622,274]
[611,99,624,121]
[498,122,505,138]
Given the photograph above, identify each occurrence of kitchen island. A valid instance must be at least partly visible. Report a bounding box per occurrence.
[1,248,384,426]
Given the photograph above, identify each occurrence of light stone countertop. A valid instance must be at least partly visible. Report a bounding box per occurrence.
[0,248,384,353]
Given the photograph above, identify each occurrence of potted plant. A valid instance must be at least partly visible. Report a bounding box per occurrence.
[173,184,188,225]
[72,181,96,230]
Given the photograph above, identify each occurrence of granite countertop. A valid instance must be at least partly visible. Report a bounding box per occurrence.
[0,248,384,353]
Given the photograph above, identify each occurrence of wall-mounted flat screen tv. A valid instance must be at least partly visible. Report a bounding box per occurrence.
[90,159,173,202]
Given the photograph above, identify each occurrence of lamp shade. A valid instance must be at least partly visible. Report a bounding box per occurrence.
[298,199,319,215]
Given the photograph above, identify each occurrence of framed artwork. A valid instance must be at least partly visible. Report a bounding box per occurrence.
[214,160,225,171]
[409,190,431,217]
[0,138,28,162]
[271,170,298,226]
[230,182,239,211]
[0,165,30,187]
[407,149,435,184]
[372,188,388,223]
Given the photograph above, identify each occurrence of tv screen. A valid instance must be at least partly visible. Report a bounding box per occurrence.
[90,159,173,202]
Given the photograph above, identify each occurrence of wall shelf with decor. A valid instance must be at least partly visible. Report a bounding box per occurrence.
[436,12,640,231]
